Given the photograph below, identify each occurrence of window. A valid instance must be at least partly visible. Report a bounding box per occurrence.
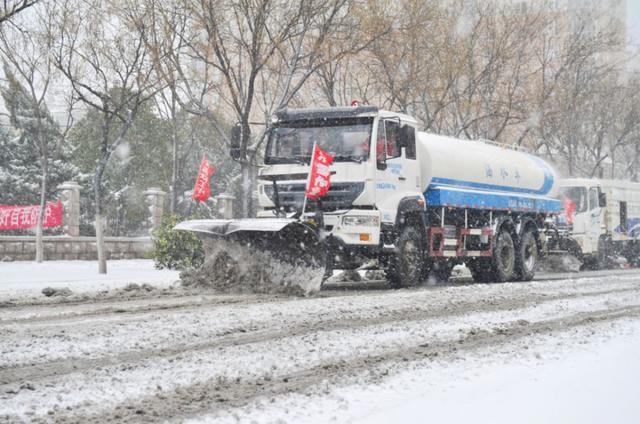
[265,118,373,164]
[588,187,599,210]
[620,201,628,232]
[560,187,587,213]
[378,119,400,159]
[403,124,416,159]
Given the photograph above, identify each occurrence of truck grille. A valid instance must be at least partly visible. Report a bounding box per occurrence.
[264,182,365,212]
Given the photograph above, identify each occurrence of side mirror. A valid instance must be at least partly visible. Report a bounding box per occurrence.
[377,160,387,171]
[598,192,606,208]
[230,124,241,160]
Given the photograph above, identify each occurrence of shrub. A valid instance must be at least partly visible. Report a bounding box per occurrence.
[152,214,204,270]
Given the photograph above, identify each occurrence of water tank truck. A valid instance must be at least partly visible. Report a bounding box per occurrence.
[176,106,562,288]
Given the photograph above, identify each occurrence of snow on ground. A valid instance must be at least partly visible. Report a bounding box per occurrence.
[0,260,179,300]
[205,319,640,424]
[0,267,639,422]
[357,324,640,424]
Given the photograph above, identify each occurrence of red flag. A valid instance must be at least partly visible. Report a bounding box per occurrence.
[305,144,334,200]
[0,201,63,230]
[192,155,216,202]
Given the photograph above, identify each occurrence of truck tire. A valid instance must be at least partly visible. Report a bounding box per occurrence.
[515,230,537,281]
[630,242,640,267]
[387,226,425,288]
[493,230,515,282]
[596,237,608,270]
[321,248,335,285]
[431,261,453,283]
[468,259,495,283]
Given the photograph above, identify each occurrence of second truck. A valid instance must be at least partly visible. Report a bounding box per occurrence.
[177,105,563,288]
[551,178,640,269]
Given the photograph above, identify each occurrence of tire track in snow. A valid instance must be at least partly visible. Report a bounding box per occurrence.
[2,275,640,380]
[21,304,640,424]
[1,284,639,384]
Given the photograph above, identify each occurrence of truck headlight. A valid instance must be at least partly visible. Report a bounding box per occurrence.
[342,215,379,227]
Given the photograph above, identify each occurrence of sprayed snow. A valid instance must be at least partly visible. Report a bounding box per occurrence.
[181,238,323,296]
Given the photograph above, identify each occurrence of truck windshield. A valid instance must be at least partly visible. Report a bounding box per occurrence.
[265,118,373,164]
[560,187,588,213]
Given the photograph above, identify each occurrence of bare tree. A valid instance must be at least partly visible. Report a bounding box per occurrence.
[0,0,39,25]
[184,0,388,217]
[51,0,159,273]
[532,10,626,175]
[142,0,241,213]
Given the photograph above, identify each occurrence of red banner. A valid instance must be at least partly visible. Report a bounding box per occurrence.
[305,144,334,200]
[192,154,216,202]
[0,201,63,231]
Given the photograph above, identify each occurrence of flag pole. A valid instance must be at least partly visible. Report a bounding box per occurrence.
[301,141,317,217]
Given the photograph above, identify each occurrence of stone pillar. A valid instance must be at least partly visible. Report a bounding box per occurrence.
[216,193,236,219]
[57,181,81,236]
[143,188,166,232]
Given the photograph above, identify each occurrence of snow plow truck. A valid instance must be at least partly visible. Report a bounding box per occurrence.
[176,105,563,288]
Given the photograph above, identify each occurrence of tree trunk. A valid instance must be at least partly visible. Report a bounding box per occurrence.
[94,168,107,274]
[170,122,178,214]
[35,160,48,263]
[567,142,574,176]
[240,161,251,218]
[170,97,178,214]
[634,143,640,182]
[95,212,106,274]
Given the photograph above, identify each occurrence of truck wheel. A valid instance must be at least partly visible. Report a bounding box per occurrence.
[515,231,537,281]
[493,230,515,282]
[388,226,424,288]
[321,249,335,284]
[596,237,608,270]
[430,261,453,283]
[631,242,640,267]
[468,259,495,283]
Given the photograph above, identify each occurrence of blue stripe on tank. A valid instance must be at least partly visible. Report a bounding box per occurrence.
[430,154,555,196]
[425,185,562,214]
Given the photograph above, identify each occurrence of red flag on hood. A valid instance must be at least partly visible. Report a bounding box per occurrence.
[305,144,334,200]
[192,154,216,202]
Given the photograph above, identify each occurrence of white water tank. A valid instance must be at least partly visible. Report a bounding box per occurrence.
[417,133,558,198]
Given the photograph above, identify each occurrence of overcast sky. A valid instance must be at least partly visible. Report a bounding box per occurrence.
[628,2,640,46]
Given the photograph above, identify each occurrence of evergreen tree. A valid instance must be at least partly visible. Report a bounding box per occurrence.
[68,100,239,235]
[0,65,77,210]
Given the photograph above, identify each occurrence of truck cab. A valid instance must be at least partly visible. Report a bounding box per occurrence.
[256,106,422,268]
[558,178,606,260]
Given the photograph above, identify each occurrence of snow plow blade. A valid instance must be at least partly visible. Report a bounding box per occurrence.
[174,218,327,295]
[173,218,297,236]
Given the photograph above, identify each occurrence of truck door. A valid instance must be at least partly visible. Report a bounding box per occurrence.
[588,186,604,246]
[563,186,591,253]
[374,118,421,224]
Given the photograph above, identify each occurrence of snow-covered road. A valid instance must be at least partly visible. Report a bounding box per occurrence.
[1,265,639,423]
